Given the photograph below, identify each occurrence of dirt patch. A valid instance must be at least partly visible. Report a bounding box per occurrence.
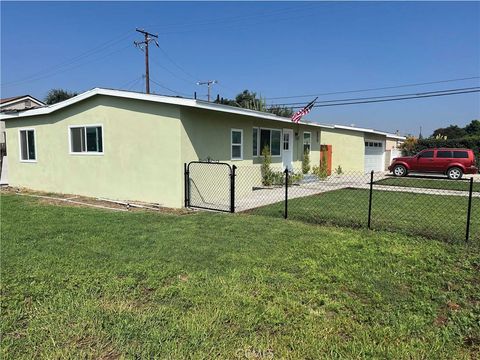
[178,274,189,282]
[1,186,193,215]
[73,336,121,360]
[97,297,151,313]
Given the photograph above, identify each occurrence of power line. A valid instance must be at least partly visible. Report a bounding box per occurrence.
[283,89,480,109]
[149,77,189,97]
[119,75,145,91]
[265,76,480,100]
[153,6,320,36]
[271,87,480,107]
[1,31,134,87]
[2,44,132,88]
[145,4,316,34]
[157,45,199,82]
[150,56,196,86]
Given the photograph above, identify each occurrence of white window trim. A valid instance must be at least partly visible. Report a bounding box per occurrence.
[68,124,104,155]
[256,127,282,158]
[365,139,384,148]
[303,131,311,154]
[231,128,243,161]
[18,128,37,163]
[252,127,259,157]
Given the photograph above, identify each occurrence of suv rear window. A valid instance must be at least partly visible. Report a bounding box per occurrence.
[453,151,469,158]
[437,150,452,158]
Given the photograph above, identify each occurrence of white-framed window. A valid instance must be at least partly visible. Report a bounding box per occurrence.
[365,141,383,148]
[253,127,259,157]
[69,125,103,154]
[258,128,281,157]
[231,129,243,160]
[19,128,36,162]
[283,132,290,151]
[303,132,311,154]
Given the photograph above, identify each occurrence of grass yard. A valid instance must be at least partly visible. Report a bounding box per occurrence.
[250,188,480,243]
[376,176,480,192]
[1,194,480,359]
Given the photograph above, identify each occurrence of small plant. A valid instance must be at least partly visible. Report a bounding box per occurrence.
[261,146,304,186]
[335,165,343,175]
[302,150,311,174]
[288,171,304,185]
[312,152,329,180]
[261,146,274,186]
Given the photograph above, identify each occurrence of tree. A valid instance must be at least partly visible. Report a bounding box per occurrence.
[45,89,78,105]
[431,125,466,139]
[399,136,418,155]
[465,120,480,136]
[215,90,293,117]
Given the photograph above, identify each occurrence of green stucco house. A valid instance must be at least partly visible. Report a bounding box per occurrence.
[0,88,404,208]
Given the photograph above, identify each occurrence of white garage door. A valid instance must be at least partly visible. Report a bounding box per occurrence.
[364,140,385,173]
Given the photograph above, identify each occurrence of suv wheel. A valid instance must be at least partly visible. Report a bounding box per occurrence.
[447,167,463,180]
[393,164,407,177]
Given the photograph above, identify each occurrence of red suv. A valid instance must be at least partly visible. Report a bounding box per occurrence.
[388,148,478,179]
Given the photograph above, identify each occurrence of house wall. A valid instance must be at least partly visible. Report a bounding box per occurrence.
[1,121,5,144]
[180,107,320,166]
[180,107,321,206]
[1,99,36,111]
[385,138,403,170]
[320,128,365,173]
[5,95,184,208]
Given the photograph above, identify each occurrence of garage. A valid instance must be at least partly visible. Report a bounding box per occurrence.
[364,140,385,173]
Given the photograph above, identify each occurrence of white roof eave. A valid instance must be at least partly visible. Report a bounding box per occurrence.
[0,88,402,138]
[0,88,327,128]
[0,95,45,108]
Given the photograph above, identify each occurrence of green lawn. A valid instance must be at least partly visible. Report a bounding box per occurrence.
[250,188,480,243]
[1,194,480,359]
[375,176,480,192]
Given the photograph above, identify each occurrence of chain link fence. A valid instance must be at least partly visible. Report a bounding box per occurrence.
[184,162,479,243]
[233,165,479,243]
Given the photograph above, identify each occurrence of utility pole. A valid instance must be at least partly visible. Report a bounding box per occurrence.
[197,80,217,102]
[134,28,159,94]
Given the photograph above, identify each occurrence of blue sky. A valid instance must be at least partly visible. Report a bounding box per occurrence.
[1,1,479,136]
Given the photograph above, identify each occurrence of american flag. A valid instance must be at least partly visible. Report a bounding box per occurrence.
[291,97,318,123]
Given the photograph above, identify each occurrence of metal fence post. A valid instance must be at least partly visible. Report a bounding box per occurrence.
[184,163,189,208]
[230,165,237,213]
[466,177,474,242]
[367,170,374,229]
[284,168,289,219]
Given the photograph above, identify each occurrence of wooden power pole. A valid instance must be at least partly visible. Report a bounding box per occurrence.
[196,80,217,102]
[134,28,158,94]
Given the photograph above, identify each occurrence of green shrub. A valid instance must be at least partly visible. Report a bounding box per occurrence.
[312,151,329,179]
[302,150,311,174]
[289,171,304,185]
[335,165,343,175]
[261,146,305,186]
[261,146,274,186]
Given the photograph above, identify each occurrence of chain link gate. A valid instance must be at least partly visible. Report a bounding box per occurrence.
[184,161,236,212]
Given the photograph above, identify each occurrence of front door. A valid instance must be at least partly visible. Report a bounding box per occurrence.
[282,129,293,170]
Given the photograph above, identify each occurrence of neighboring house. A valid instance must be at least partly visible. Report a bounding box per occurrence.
[384,134,404,170]
[0,88,404,208]
[0,95,45,149]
